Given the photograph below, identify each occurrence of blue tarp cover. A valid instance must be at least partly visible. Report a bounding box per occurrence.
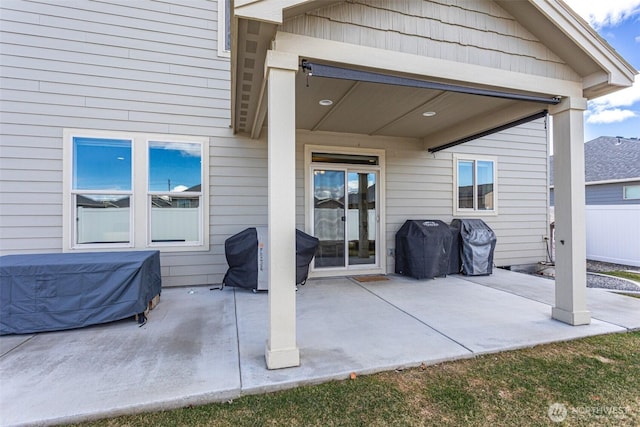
[0,251,161,335]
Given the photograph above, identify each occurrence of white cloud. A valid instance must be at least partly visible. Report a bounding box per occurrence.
[149,141,201,157]
[586,108,636,123]
[563,0,640,28]
[592,75,640,108]
[172,185,189,192]
[586,74,640,123]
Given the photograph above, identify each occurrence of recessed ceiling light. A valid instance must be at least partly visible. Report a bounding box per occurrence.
[319,99,333,106]
[422,111,436,117]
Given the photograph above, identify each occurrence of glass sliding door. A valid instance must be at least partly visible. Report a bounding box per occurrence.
[312,167,378,270]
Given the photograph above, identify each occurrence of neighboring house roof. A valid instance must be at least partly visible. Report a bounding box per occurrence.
[549,137,640,185]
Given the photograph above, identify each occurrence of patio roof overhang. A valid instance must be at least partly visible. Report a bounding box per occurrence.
[232,0,636,149]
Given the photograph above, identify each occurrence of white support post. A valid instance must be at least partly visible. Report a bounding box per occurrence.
[549,97,591,325]
[265,50,300,369]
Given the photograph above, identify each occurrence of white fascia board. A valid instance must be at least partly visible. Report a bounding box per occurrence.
[586,178,640,186]
[530,0,636,93]
[235,0,315,24]
[550,178,640,189]
[274,32,583,98]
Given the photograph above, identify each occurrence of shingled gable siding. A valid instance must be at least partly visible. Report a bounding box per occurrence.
[280,0,580,82]
[295,118,549,272]
[0,0,267,287]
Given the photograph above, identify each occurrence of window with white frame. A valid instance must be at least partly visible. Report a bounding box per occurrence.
[218,0,231,57]
[623,184,640,200]
[64,130,209,251]
[453,154,497,214]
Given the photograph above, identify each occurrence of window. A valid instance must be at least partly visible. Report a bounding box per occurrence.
[218,0,231,57]
[453,154,497,215]
[148,141,203,244]
[64,130,209,251]
[73,137,133,245]
[623,184,640,200]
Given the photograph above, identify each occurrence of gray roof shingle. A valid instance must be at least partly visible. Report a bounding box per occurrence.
[549,136,640,185]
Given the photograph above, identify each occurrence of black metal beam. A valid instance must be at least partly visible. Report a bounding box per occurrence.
[303,61,561,105]
[427,110,549,153]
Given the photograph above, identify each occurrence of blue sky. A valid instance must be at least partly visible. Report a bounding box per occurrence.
[74,138,201,193]
[564,0,640,142]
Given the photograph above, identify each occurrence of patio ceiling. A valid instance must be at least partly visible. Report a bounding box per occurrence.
[294,64,552,146]
[232,0,636,149]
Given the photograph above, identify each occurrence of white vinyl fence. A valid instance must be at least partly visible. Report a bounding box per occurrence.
[77,207,199,243]
[585,205,640,267]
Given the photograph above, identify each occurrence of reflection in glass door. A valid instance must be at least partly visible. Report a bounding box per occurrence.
[312,168,377,269]
[347,172,376,266]
[313,169,345,267]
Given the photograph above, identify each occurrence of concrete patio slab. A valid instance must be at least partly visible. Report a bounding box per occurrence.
[464,268,640,330]
[359,274,625,354]
[235,277,471,394]
[1,269,638,426]
[0,286,240,427]
[583,289,640,330]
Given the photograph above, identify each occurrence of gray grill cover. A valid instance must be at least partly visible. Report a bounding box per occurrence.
[0,251,161,335]
[450,219,497,276]
[395,220,452,279]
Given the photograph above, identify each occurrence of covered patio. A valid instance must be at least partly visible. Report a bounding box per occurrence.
[231,0,637,369]
[2,270,639,426]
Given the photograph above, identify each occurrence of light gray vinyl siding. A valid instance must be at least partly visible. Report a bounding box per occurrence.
[0,0,250,287]
[446,119,550,266]
[1,0,550,287]
[281,0,580,82]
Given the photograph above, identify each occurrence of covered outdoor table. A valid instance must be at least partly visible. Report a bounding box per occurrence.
[0,251,161,335]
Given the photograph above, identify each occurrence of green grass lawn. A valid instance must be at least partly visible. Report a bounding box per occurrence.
[601,271,640,283]
[74,332,640,427]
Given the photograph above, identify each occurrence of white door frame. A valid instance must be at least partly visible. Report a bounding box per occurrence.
[304,145,386,278]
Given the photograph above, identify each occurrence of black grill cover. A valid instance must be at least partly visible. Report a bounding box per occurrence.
[395,220,452,279]
[450,219,497,276]
[448,225,462,274]
[296,230,320,285]
[223,228,319,290]
[223,227,259,290]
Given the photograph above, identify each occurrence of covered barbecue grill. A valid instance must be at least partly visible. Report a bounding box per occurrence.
[395,220,452,279]
[450,219,497,276]
[223,227,319,290]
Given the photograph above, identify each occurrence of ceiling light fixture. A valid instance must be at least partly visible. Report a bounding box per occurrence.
[422,111,436,117]
[319,99,333,106]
